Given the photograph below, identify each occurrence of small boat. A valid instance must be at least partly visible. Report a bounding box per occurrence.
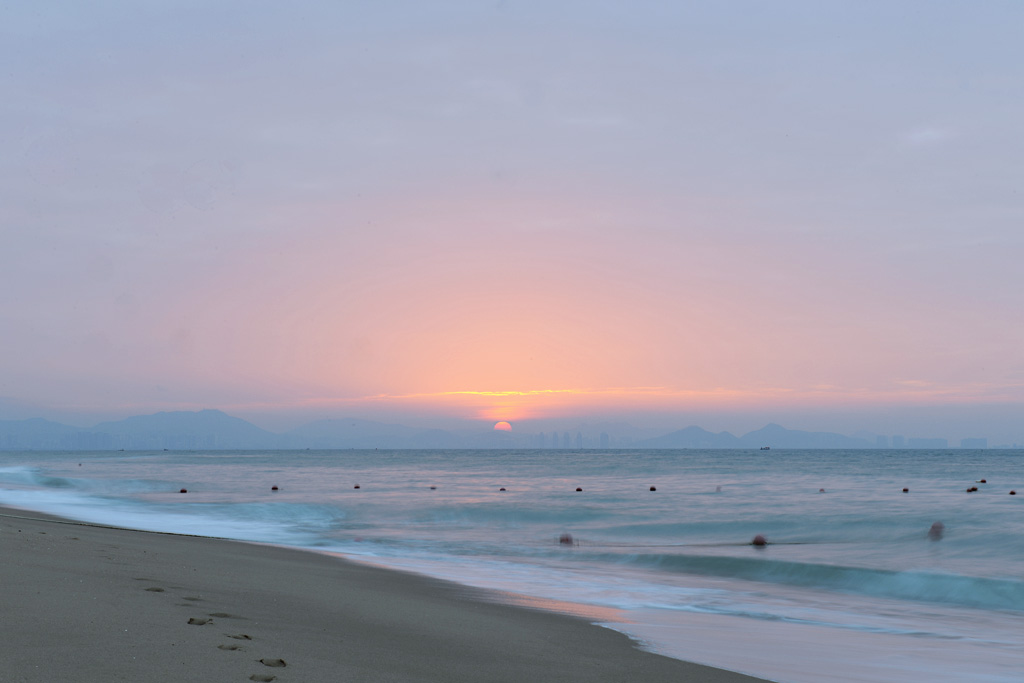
[760,446,771,451]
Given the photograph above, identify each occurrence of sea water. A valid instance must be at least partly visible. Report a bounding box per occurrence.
[1,448,1022,682]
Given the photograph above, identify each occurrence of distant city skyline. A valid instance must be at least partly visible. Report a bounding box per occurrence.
[3,3,1023,445]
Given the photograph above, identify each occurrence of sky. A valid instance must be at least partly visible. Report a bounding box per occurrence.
[3,1,1023,443]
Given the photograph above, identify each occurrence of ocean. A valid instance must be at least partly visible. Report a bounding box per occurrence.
[1,448,1021,682]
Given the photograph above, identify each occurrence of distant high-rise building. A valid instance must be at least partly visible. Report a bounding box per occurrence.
[539,431,546,447]
[575,432,583,449]
[562,432,571,448]
[599,432,609,448]
[961,437,988,449]
[892,435,905,448]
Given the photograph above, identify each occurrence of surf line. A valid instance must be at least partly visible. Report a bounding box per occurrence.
[0,511,235,540]
[565,540,819,548]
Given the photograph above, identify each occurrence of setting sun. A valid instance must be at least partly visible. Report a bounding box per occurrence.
[493,421,512,431]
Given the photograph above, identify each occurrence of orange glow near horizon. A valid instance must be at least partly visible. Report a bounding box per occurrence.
[84,377,1024,435]
[117,186,1024,435]
[210,380,1024,428]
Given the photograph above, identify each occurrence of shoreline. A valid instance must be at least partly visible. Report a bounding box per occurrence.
[1,505,769,682]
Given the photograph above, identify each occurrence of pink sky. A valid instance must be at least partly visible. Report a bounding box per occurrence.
[2,2,1022,443]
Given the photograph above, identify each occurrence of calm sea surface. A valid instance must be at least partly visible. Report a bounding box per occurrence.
[2,448,1022,682]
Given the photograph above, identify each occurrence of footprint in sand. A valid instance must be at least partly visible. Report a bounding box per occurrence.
[208,612,236,618]
[182,596,203,602]
[144,587,165,592]
[249,675,276,682]
[217,644,245,651]
[188,618,211,626]
[259,658,287,667]
[226,634,253,640]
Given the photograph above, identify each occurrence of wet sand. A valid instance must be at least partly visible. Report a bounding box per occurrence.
[0,506,768,682]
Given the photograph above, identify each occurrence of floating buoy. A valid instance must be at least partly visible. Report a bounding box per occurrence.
[575,487,583,492]
[559,533,574,545]
[977,479,987,484]
[650,486,657,491]
[966,486,978,492]
[715,485,722,493]
[354,484,360,489]
[902,487,909,493]
[1010,490,1017,495]
[271,485,278,491]
[818,488,826,493]
[499,487,506,492]
[751,534,768,547]
[928,521,945,541]
[179,488,188,494]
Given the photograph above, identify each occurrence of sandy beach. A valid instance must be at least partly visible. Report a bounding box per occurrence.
[0,506,767,683]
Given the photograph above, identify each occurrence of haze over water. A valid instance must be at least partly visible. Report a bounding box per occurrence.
[2,447,1023,682]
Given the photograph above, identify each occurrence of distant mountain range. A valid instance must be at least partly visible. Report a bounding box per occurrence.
[0,410,475,451]
[0,409,921,451]
[638,423,871,449]
[0,411,285,451]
